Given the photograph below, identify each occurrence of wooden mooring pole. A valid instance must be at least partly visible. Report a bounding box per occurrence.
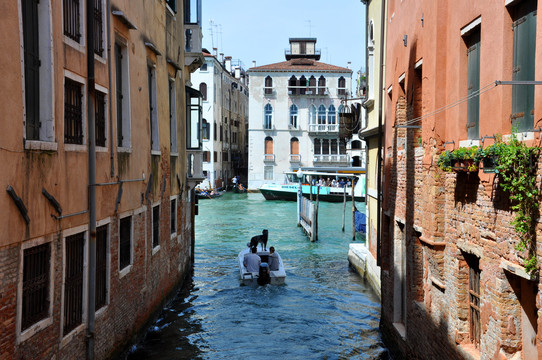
[342,186,346,232]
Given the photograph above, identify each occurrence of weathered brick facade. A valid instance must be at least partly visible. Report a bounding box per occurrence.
[380,1,542,358]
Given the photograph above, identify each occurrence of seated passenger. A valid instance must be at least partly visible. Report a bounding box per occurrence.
[268,246,280,271]
[243,247,261,272]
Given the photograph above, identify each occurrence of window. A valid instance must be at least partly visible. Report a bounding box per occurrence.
[351,140,362,150]
[288,76,297,95]
[63,0,82,43]
[203,151,210,162]
[115,42,131,148]
[318,105,326,125]
[465,28,480,139]
[95,91,106,147]
[511,0,537,132]
[63,232,85,335]
[22,0,40,141]
[22,243,51,331]
[264,165,273,180]
[202,119,209,140]
[264,76,273,95]
[213,151,217,162]
[289,104,298,128]
[64,78,83,145]
[220,125,223,141]
[264,104,273,129]
[338,76,346,95]
[152,205,160,248]
[184,0,200,24]
[290,137,299,154]
[199,82,207,101]
[169,79,177,154]
[314,139,321,155]
[264,136,273,155]
[214,122,217,140]
[328,105,336,124]
[308,76,317,94]
[467,254,481,348]
[318,76,326,95]
[170,199,177,235]
[322,139,330,155]
[200,63,208,71]
[93,0,104,56]
[186,86,202,150]
[148,64,159,152]
[119,216,132,270]
[223,151,229,162]
[95,225,108,310]
[166,0,177,13]
[299,75,307,95]
[309,104,317,125]
[330,139,338,154]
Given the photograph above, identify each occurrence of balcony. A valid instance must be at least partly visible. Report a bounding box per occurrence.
[308,124,339,134]
[264,154,275,162]
[313,154,349,164]
[289,154,301,163]
[288,86,328,96]
[184,0,203,72]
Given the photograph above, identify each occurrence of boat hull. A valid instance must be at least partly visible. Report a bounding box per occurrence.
[259,184,364,202]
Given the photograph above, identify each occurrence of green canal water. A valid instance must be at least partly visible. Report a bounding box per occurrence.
[125,192,388,359]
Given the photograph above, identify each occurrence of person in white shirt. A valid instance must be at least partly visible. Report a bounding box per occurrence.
[243,247,261,272]
[268,246,280,271]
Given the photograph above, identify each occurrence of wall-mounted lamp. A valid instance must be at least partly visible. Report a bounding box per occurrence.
[403,35,408,47]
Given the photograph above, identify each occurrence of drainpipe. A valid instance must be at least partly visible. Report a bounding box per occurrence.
[107,0,114,177]
[376,0,386,267]
[86,0,97,358]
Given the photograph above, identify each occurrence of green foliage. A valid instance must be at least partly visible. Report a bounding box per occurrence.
[437,146,480,172]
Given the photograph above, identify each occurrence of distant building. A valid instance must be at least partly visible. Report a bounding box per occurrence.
[191,50,249,190]
[247,38,364,190]
[0,0,203,358]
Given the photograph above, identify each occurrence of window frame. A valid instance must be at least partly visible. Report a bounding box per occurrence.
[148,63,159,154]
[289,104,298,128]
[169,77,178,155]
[62,0,85,51]
[118,214,133,275]
[63,72,86,149]
[115,39,132,150]
[95,220,110,312]
[152,203,160,251]
[264,103,273,129]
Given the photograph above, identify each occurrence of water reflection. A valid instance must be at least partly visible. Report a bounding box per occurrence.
[124,193,388,359]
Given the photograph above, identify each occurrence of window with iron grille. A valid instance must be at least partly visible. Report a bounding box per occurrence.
[119,216,132,270]
[64,78,83,145]
[22,0,40,141]
[95,225,108,310]
[63,232,84,335]
[63,0,81,43]
[22,243,50,331]
[170,199,176,235]
[93,0,104,56]
[95,91,106,147]
[152,205,160,248]
[467,255,481,348]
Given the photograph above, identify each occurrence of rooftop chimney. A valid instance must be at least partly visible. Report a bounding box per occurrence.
[220,53,224,63]
[252,60,256,68]
[347,61,351,69]
[235,68,241,79]
[213,47,218,57]
[225,56,232,73]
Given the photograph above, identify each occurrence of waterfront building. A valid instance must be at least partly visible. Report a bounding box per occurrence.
[380,0,542,359]
[247,38,364,190]
[191,50,249,190]
[0,0,203,358]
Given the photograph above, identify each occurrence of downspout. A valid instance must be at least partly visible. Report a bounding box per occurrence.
[376,0,386,267]
[86,0,97,359]
[107,0,114,177]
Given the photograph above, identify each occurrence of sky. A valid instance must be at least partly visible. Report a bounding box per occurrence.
[201,0,366,76]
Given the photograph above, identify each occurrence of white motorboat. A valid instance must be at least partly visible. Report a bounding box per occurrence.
[238,245,286,286]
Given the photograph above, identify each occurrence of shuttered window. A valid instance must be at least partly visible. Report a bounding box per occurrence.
[115,43,124,146]
[22,0,40,140]
[64,233,84,335]
[512,0,537,132]
[467,255,481,348]
[466,29,480,140]
[264,137,273,155]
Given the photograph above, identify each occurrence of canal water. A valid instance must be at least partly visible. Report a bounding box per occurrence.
[125,192,388,359]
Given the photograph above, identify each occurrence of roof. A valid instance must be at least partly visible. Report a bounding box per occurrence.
[248,59,352,73]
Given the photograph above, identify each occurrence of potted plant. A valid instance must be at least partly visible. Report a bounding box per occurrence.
[437,150,454,172]
[479,143,503,173]
[451,146,479,172]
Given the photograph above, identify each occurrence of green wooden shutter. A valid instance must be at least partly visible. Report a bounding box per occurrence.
[23,0,40,140]
[467,30,480,140]
[512,1,537,132]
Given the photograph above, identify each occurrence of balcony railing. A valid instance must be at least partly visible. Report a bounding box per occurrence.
[289,154,301,162]
[308,124,339,133]
[288,86,328,96]
[313,154,349,163]
[264,154,275,162]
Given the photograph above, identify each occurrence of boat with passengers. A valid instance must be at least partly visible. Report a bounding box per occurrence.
[238,230,286,286]
[259,168,365,203]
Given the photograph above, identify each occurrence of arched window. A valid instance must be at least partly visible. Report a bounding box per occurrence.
[290,137,299,154]
[202,119,209,140]
[264,136,273,154]
[289,76,298,95]
[299,75,307,95]
[318,76,326,95]
[264,104,273,129]
[264,76,273,95]
[314,138,321,155]
[338,76,346,95]
[289,104,298,128]
[318,105,326,127]
[309,76,317,94]
[328,105,336,125]
[309,104,317,125]
[330,139,338,154]
[199,82,207,101]
[322,139,330,154]
[351,140,362,150]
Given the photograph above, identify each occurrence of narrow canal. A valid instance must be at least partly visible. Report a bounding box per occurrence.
[125,192,388,359]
